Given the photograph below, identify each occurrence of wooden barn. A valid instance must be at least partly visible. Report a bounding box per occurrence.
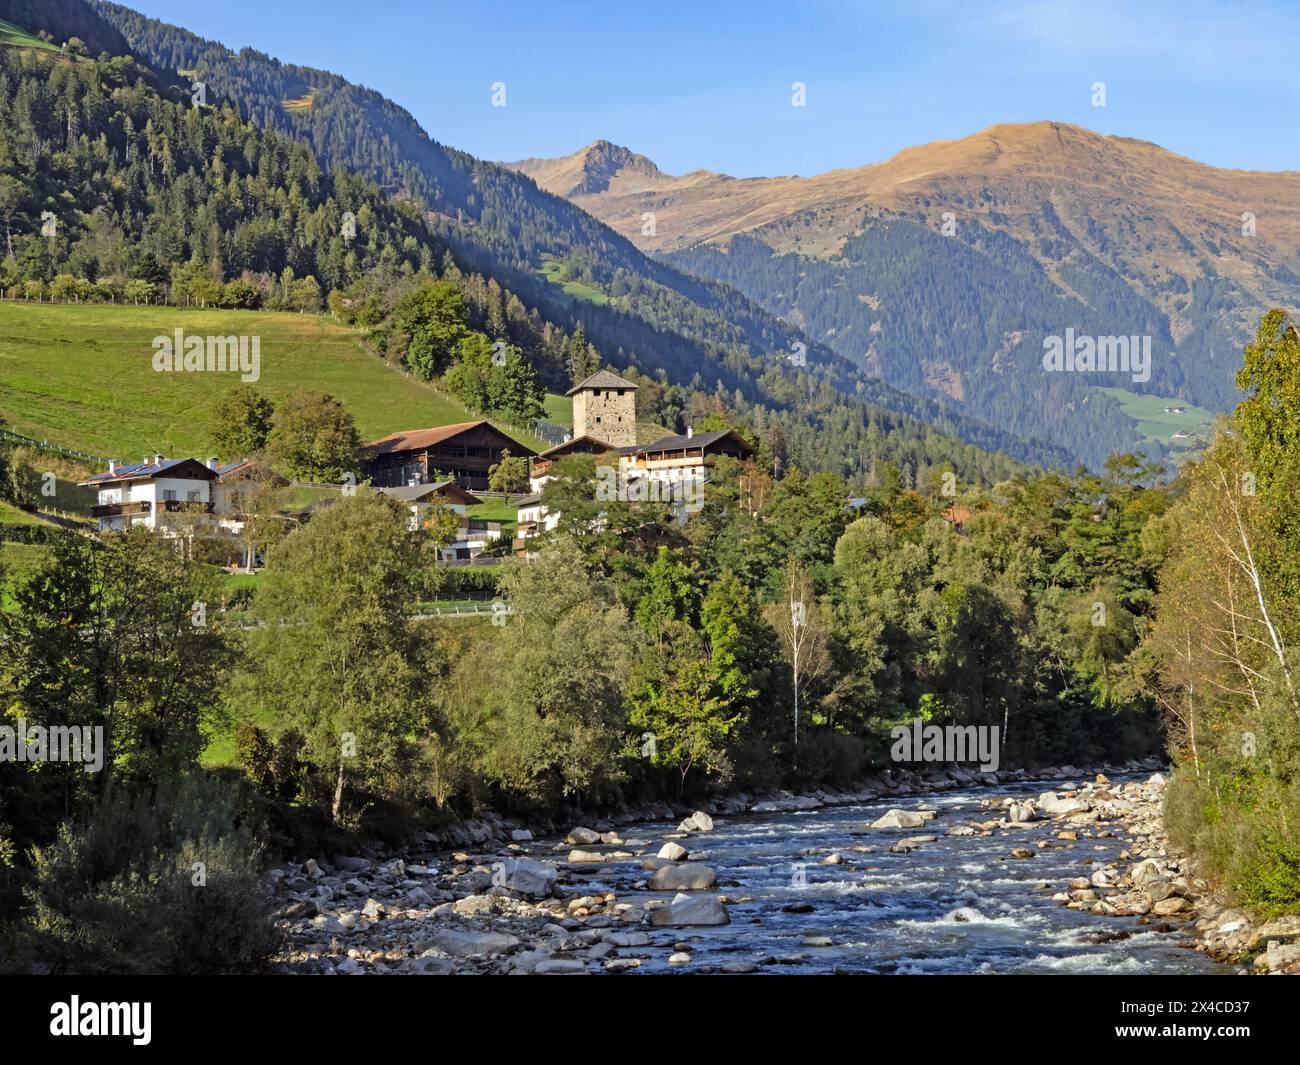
[367,421,536,491]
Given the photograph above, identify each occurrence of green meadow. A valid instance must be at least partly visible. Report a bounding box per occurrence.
[0,302,551,458]
[0,18,57,50]
[538,257,611,306]
[1096,387,1216,450]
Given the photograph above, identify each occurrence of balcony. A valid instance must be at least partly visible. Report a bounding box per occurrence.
[158,499,214,515]
[91,500,152,519]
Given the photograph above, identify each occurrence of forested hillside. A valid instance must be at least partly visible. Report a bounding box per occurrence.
[0,21,1056,486]
[84,0,1073,472]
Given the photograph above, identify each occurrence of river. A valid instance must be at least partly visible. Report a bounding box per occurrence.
[572,774,1229,975]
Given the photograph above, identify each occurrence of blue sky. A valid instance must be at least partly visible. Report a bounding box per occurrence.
[127,0,1299,176]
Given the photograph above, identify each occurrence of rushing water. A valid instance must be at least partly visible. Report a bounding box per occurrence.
[581,774,1230,974]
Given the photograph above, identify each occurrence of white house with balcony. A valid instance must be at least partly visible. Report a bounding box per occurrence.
[377,480,502,561]
[80,456,218,532]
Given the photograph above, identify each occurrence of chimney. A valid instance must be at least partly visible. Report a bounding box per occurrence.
[154,453,164,466]
[686,426,693,439]
[108,459,117,474]
[207,456,219,471]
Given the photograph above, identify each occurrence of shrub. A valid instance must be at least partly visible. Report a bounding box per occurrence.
[24,774,280,974]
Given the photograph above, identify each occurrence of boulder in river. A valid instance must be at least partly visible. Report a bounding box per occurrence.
[567,849,609,864]
[870,809,934,829]
[650,863,718,891]
[565,826,601,846]
[499,857,559,897]
[419,929,520,956]
[678,811,715,833]
[658,842,689,861]
[1037,791,1091,817]
[649,893,730,927]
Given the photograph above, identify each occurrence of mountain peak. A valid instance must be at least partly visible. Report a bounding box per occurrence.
[508,139,663,197]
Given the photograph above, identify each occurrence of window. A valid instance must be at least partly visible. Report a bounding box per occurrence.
[187,490,201,501]
[163,489,177,501]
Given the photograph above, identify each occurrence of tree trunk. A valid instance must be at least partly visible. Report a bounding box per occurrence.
[332,760,346,824]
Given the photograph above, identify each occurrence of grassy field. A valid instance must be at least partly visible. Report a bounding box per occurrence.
[1097,387,1215,450]
[0,302,548,458]
[538,257,611,306]
[543,392,573,426]
[281,89,317,113]
[0,500,43,526]
[0,18,58,50]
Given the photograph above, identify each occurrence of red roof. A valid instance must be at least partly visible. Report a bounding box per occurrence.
[368,421,489,455]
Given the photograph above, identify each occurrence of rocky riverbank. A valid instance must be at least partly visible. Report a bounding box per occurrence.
[1005,771,1300,974]
[268,758,1295,974]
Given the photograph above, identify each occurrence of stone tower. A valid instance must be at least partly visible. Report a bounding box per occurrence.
[567,369,638,447]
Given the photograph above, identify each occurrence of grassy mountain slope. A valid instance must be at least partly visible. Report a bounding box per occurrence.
[0,0,129,56]
[0,302,546,458]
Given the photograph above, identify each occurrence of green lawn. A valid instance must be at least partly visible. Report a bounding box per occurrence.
[466,500,519,522]
[0,18,58,50]
[0,302,547,458]
[1096,387,1215,450]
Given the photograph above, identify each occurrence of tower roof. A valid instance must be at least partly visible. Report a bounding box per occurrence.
[565,369,639,396]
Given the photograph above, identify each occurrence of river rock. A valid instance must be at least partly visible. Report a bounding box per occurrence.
[1144,879,1179,904]
[1037,792,1091,817]
[565,827,601,846]
[649,894,730,927]
[650,862,718,891]
[1008,803,1037,823]
[567,849,608,864]
[1248,915,1300,948]
[510,829,533,842]
[419,929,520,956]
[499,857,559,897]
[870,809,933,829]
[1255,940,1300,972]
[658,842,689,861]
[678,810,715,833]
[534,958,586,974]
[403,952,455,975]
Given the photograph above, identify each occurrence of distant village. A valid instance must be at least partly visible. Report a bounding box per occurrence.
[78,370,756,567]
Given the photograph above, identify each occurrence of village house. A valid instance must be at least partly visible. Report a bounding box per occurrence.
[527,434,616,494]
[212,458,290,532]
[513,492,560,556]
[81,456,219,533]
[366,420,536,492]
[514,370,758,553]
[616,423,759,512]
[378,481,502,561]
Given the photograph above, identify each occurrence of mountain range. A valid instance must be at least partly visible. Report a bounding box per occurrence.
[509,125,1300,465]
[9,0,1293,470]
